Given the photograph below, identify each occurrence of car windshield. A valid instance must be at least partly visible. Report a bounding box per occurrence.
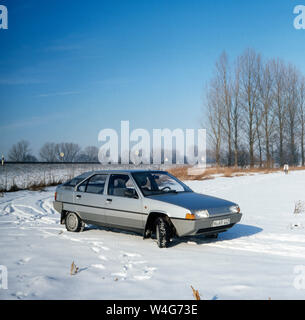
[132,172,192,196]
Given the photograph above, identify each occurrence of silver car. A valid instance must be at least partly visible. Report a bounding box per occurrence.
[53,170,242,248]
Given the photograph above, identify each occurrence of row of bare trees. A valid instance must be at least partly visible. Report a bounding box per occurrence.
[7,140,99,163]
[204,48,305,167]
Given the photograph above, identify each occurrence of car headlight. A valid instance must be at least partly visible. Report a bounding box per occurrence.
[230,205,240,213]
[195,210,209,218]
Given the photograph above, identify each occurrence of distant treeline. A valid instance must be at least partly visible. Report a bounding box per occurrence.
[5,141,100,163]
[4,141,192,164]
[2,161,101,164]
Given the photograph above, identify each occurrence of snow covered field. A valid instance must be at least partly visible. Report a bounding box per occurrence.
[1,170,305,300]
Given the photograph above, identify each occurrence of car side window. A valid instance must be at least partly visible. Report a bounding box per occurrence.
[108,174,138,198]
[77,174,107,194]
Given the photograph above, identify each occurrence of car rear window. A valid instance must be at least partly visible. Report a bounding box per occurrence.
[63,173,92,187]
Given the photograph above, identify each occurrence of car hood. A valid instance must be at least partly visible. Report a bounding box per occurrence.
[147,192,236,214]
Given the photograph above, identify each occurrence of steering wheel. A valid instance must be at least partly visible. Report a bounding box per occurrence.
[160,186,171,192]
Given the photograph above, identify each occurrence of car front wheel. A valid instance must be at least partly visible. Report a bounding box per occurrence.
[155,217,171,248]
[65,212,84,232]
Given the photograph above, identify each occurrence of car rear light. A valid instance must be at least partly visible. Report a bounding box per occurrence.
[55,192,57,201]
[185,213,195,220]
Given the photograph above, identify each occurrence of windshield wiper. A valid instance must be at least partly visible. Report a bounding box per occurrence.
[144,190,180,196]
[161,190,178,194]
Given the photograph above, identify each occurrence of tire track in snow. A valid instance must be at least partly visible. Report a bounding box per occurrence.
[36,198,57,215]
[1,197,58,226]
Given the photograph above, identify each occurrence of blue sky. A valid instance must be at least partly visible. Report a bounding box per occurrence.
[0,0,305,156]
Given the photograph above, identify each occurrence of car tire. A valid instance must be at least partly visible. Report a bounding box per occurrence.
[155,217,171,248]
[65,212,84,232]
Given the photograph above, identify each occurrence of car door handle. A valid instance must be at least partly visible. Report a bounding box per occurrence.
[106,198,112,204]
[76,195,82,199]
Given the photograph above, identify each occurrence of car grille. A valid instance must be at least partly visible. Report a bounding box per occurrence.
[207,206,231,216]
[196,223,234,234]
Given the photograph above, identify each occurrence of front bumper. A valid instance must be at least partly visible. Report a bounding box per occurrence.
[171,213,242,237]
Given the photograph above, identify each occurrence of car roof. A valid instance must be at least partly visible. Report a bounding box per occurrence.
[86,169,168,175]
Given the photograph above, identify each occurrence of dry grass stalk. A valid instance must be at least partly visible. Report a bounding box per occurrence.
[168,165,305,181]
[294,201,305,215]
[223,168,233,177]
[201,175,215,180]
[234,173,245,177]
[191,286,201,300]
[70,261,79,275]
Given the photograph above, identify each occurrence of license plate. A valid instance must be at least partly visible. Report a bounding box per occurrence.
[212,218,230,227]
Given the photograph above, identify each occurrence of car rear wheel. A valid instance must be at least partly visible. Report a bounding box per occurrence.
[155,217,171,248]
[65,212,84,232]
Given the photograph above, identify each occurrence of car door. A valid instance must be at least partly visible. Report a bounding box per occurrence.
[73,174,108,225]
[104,174,144,231]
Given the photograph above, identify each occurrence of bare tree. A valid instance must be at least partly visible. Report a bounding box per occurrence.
[205,78,224,166]
[216,52,233,166]
[77,146,99,162]
[8,140,34,162]
[55,143,81,162]
[298,76,305,166]
[254,76,264,168]
[232,58,242,167]
[259,60,275,168]
[239,49,261,167]
[39,142,58,162]
[272,59,287,166]
[286,64,299,165]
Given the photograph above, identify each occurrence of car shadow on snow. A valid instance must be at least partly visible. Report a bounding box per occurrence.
[83,223,263,248]
[83,224,142,238]
[170,223,263,247]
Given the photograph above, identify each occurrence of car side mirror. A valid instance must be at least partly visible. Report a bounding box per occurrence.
[124,189,138,199]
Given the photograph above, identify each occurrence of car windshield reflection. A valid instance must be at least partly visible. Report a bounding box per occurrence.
[132,172,192,197]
